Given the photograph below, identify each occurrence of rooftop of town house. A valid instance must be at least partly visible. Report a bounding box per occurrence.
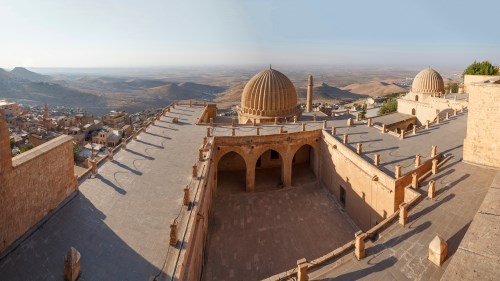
[0,105,207,280]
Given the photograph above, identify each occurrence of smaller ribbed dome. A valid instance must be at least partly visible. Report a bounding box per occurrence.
[411,68,445,95]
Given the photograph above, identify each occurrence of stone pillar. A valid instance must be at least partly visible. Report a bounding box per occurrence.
[400,129,405,139]
[132,129,137,140]
[367,118,372,127]
[374,154,380,167]
[354,231,366,260]
[206,127,211,137]
[413,125,417,135]
[172,117,179,124]
[429,236,447,266]
[454,109,458,116]
[347,118,353,126]
[274,117,278,125]
[343,134,348,144]
[209,118,214,126]
[302,123,306,132]
[432,159,438,175]
[306,74,313,113]
[256,127,260,136]
[297,258,309,281]
[382,124,386,133]
[428,180,436,199]
[203,137,207,146]
[431,145,437,157]
[90,158,97,177]
[183,186,190,206]
[445,112,449,120]
[357,143,362,154]
[246,164,255,192]
[415,154,421,167]
[426,120,430,129]
[121,138,126,149]
[399,202,408,226]
[356,113,361,121]
[283,158,292,188]
[170,220,178,246]
[436,116,440,124]
[192,164,198,178]
[64,247,81,281]
[323,120,327,129]
[199,149,204,161]
[394,165,401,178]
[231,128,236,136]
[331,126,336,135]
[279,126,284,134]
[411,172,419,188]
[252,119,256,126]
[108,149,113,161]
[293,115,297,123]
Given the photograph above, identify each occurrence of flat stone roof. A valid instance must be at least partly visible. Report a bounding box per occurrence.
[0,105,206,280]
[371,112,415,126]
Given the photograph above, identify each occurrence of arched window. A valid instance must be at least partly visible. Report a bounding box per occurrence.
[415,95,419,101]
[411,108,416,115]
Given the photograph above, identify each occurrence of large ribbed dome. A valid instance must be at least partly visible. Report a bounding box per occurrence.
[240,67,297,117]
[411,67,445,95]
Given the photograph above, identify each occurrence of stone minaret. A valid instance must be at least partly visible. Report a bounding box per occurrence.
[44,103,49,119]
[306,75,313,112]
[0,110,12,175]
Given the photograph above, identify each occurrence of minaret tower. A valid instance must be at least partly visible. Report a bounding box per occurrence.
[306,74,313,112]
[0,110,12,175]
[44,103,49,119]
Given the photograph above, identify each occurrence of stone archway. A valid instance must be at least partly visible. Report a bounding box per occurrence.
[217,151,247,195]
[254,149,283,191]
[291,144,317,186]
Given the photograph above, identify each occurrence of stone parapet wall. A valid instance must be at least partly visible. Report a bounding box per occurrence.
[463,83,500,168]
[0,135,76,254]
[464,75,500,93]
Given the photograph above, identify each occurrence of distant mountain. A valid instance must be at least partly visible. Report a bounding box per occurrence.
[10,67,51,82]
[143,82,226,100]
[340,81,406,97]
[214,83,245,103]
[297,83,369,102]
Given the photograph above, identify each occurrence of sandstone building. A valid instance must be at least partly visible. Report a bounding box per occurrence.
[0,66,498,281]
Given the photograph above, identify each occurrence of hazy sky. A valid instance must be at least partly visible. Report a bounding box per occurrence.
[1,0,498,68]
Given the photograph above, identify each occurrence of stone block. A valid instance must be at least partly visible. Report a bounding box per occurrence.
[429,235,447,266]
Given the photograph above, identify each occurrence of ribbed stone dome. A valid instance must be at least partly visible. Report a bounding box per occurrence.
[411,68,445,95]
[240,67,298,117]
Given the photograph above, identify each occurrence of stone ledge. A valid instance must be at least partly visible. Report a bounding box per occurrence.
[12,135,73,168]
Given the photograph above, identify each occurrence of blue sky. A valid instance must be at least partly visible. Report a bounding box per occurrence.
[1,0,498,68]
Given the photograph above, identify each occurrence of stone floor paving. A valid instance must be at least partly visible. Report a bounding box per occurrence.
[0,105,206,281]
[204,165,358,281]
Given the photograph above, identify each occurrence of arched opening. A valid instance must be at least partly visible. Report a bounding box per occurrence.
[217,151,246,195]
[415,95,419,101]
[292,144,316,186]
[411,108,416,115]
[255,149,283,191]
[406,123,414,132]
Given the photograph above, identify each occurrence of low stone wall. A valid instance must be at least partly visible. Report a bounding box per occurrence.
[0,135,76,254]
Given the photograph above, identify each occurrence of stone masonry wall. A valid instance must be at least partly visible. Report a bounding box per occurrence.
[0,135,76,253]
[463,83,500,168]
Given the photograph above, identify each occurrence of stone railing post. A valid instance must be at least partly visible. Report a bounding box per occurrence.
[279,126,284,134]
[413,125,417,135]
[399,202,408,226]
[400,129,405,139]
[356,113,361,121]
[302,123,306,132]
[426,120,430,129]
[231,128,235,136]
[429,236,447,266]
[343,134,348,144]
[357,143,362,154]
[199,148,204,161]
[108,149,113,161]
[354,231,366,260]
[192,164,198,178]
[367,118,372,127]
[183,186,190,206]
[347,118,353,126]
[445,112,449,120]
[454,109,458,116]
[274,117,278,125]
[132,129,137,140]
[428,180,436,199]
[293,115,297,123]
[206,127,211,137]
[90,158,97,178]
[432,159,438,175]
[323,120,327,129]
[374,154,380,167]
[411,172,419,188]
[170,220,178,246]
[436,116,440,124]
[203,136,207,146]
[297,258,309,281]
[382,124,386,133]
[394,165,401,178]
[121,138,126,149]
[431,145,437,157]
[415,154,421,167]
[331,126,336,135]
[256,127,260,136]
[64,247,81,281]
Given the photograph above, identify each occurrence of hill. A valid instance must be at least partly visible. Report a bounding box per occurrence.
[10,67,51,82]
[143,82,226,100]
[340,81,406,96]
